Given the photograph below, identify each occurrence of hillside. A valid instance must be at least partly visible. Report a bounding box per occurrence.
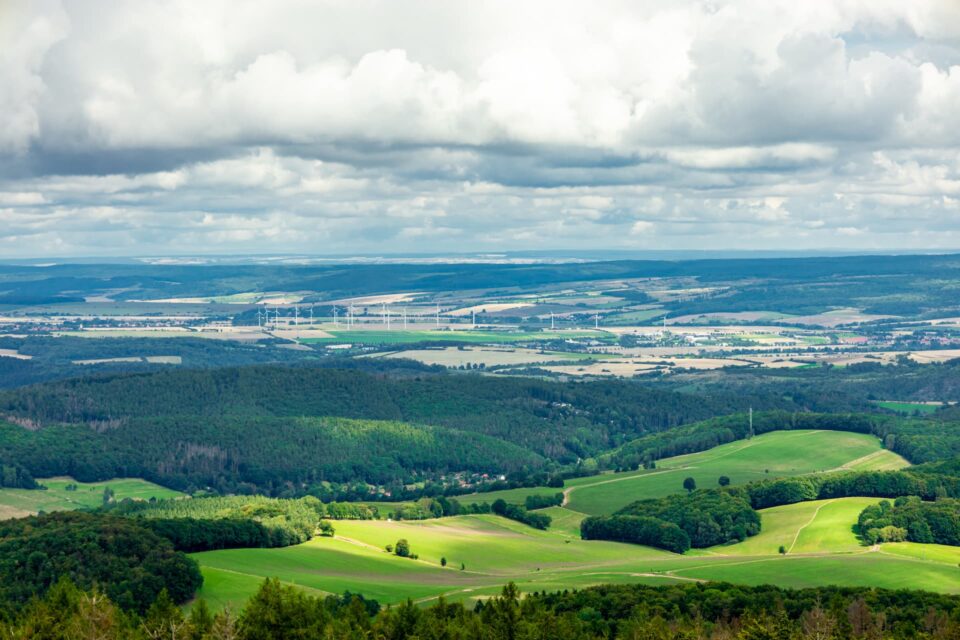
[0,366,812,492]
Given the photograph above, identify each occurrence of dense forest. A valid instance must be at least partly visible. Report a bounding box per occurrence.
[1,362,958,495]
[7,577,960,639]
[0,335,335,389]
[0,365,808,493]
[857,496,960,546]
[657,359,960,407]
[0,512,202,613]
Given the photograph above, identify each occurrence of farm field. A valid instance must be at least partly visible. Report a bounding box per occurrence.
[0,477,183,519]
[191,496,960,611]
[458,430,908,516]
[369,346,603,368]
[302,329,611,345]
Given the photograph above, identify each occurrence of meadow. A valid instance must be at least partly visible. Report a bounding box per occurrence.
[0,477,183,519]
[874,400,942,415]
[458,430,908,516]
[191,495,960,611]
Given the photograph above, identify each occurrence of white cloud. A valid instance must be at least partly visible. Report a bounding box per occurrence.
[0,0,958,256]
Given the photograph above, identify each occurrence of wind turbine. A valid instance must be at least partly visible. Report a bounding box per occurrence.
[435,303,440,329]
[550,312,555,331]
[594,313,600,329]
[403,307,408,330]
[332,305,338,328]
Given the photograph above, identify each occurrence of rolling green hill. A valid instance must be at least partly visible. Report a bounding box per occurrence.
[0,477,182,520]
[460,430,908,515]
[190,495,960,611]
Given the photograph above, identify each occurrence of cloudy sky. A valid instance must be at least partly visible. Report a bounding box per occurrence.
[2,0,959,257]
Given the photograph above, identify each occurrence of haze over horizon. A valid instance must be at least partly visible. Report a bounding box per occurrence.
[2,1,959,257]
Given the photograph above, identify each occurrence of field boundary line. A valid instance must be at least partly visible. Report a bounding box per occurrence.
[562,467,686,507]
[787,499,834,553]
[202,566,334,597]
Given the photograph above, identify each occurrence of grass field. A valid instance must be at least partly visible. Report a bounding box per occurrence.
[458,430,908,516]
[0,477,183,519]
[191,496,960,611]
[874,401,942,415]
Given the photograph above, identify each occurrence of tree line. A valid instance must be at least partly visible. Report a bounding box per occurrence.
[857,496,960,546]
[8,576,960,639]
[583,465,960,551]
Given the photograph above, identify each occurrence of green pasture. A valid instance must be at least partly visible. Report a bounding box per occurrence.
[566,430,905,515]
[457,430,907,517]
[192,495,960,611]
[874,401,941,415]
[0,477,183,519]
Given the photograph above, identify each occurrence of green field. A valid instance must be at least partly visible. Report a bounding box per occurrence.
[459,430,908,516]
[874,401,941,415]
[0,477,183,519]
[192,496,960,611]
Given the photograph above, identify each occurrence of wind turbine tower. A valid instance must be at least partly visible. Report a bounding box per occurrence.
[435,303,440,329]
[550,312,555,330]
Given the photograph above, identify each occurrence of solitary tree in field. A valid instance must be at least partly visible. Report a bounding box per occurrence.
[394,539,411,557]
[718,476,731,487]
[779,545,787,555]
[441,557,447,567]
[683,477,697,493]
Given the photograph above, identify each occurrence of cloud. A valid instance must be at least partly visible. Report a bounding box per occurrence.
[0,0,958,256]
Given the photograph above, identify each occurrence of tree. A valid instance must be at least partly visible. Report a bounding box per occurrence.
[683,477,697,493]
[394,539,411,558]
[718,476,731,487]
[440,557,447,567]
[778,545,786,555]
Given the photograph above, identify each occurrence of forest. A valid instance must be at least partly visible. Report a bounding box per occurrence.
[6,577,960,640]
[0,512,201,613]
[857,496,960,546]
[0,365,806,492]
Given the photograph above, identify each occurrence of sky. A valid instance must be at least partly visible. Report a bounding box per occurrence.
[1,0,959,258]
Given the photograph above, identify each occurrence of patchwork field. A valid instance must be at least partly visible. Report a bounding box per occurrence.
[0,477,184,519]
[458,430,908,516]
[303,329,610,345]
[370,346,602,367]
[191,495,960,612]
